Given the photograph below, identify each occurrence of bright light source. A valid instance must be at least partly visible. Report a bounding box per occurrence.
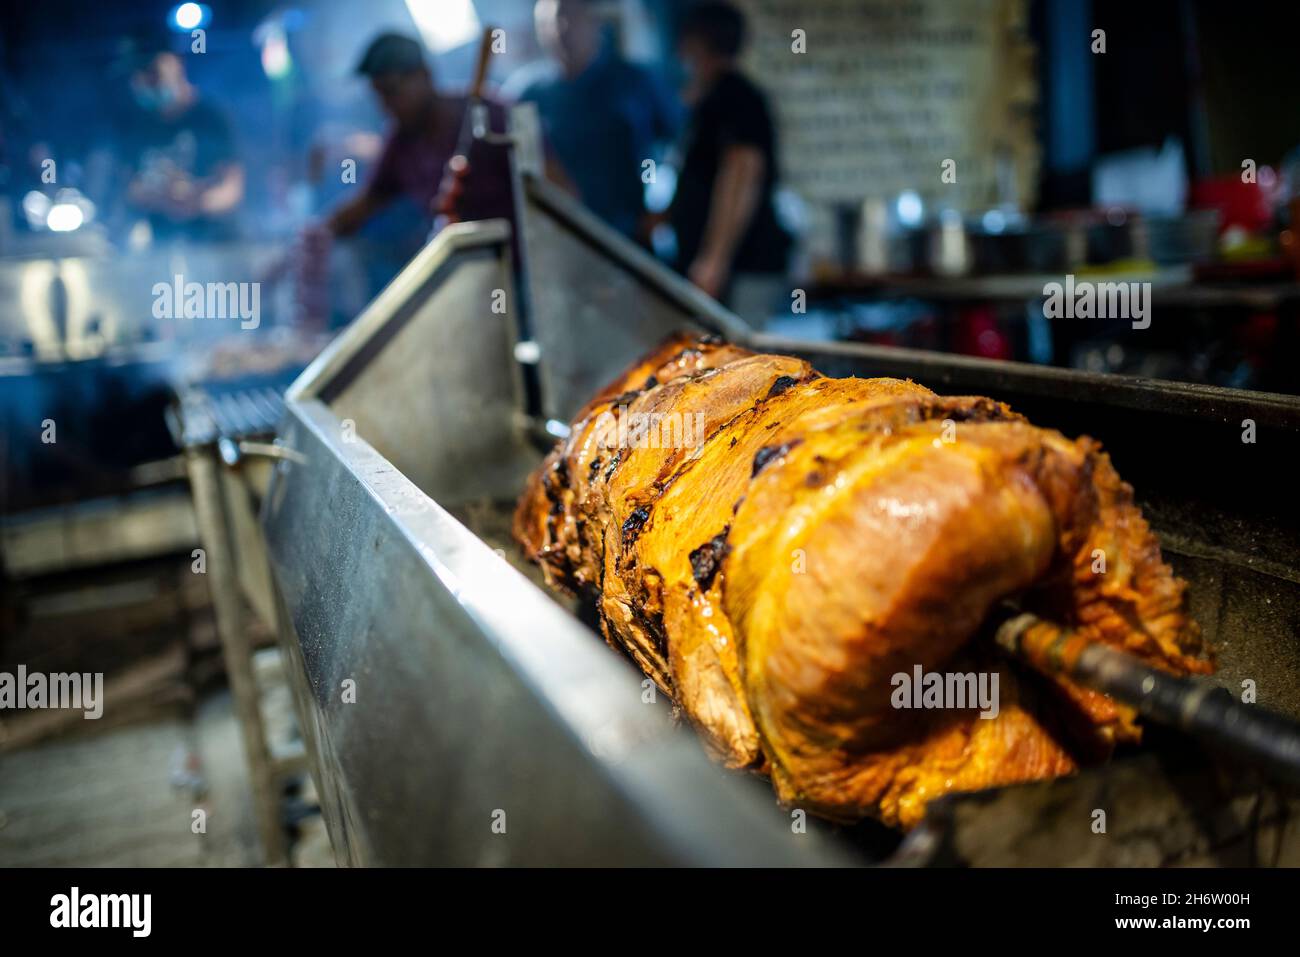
[405,0,481,55]
[46,204,84,232]
[896,190,924,228]
[261,28,292,79]
[171,3,209,31]
[22,190,51,228]
[981,209,1007,234]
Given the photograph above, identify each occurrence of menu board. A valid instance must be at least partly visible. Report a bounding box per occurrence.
[737,0,1038,215]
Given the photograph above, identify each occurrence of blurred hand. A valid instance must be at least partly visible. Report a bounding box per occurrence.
[292,221,334,331]
[688,252,729,300]
[297,220,334,259]
[127,175,166,212]
[161,175,201,219]
[636,211,668,246]
[129,159,202,219]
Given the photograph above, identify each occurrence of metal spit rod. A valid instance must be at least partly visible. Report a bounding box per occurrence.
[517,401,1300,788]
[996,611,1300,788]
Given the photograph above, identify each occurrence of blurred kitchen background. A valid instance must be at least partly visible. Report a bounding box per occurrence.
[2,0,1299,865]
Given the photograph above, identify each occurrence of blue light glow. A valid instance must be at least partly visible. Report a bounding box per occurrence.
[171,3,210,32]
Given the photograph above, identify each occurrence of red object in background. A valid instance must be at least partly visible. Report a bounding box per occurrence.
[1191,173,1277,235]
[1240,311,1278,350]
[955,307,1012,360]
[1238,311,1279,381]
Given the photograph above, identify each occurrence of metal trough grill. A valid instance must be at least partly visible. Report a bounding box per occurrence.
[263,147,1300,864]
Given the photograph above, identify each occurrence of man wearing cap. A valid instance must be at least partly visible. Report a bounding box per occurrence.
[323,32,513,237]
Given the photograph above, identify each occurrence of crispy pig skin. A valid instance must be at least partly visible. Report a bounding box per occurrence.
[513,336,1211,828]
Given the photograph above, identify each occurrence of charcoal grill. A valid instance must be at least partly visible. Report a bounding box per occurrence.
[261,112,1300,866]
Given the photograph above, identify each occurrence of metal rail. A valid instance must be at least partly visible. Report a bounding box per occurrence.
[996,612,1300,788]
[258,107,1300,865]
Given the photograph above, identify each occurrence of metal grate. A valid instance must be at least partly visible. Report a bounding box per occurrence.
[174,384,286,449]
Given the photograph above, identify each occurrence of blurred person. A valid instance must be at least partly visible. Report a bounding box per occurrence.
[321,32,513,238]
[288,32,514,329]
[115,34,244,241]
[671,1,790,314]
[509,0,680,242]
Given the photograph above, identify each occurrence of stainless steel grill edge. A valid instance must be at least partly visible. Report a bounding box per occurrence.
[263,168,1300,866]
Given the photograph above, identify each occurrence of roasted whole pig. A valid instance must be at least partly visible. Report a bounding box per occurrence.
[514,335,1213,828]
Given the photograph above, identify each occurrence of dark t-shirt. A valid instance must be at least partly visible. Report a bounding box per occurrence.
[366,95,514,226]
[671,71,790,276]
[122,97,239,239]
[517,49,679,239]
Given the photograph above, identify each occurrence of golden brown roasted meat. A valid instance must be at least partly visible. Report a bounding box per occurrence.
[513,336,1211,828]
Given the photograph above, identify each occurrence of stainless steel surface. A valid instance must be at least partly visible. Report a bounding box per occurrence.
[268,404,846,865]
[0,489,198,577]
[288,219,535,507]
[266,218,845,865]
[518,176,749,420]
[262,116,1300,865]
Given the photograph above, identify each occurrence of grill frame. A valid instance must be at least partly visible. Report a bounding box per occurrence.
[262,170,1300,866]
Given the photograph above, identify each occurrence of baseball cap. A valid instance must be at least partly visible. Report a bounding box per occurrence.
[355,32,427,77]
